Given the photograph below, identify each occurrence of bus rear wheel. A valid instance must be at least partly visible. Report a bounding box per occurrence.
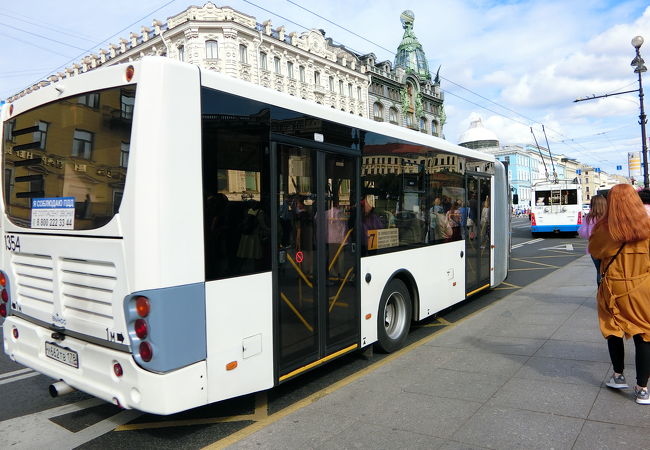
[376,279,412,353]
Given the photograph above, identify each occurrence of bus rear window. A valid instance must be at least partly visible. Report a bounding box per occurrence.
[2,85,135,230]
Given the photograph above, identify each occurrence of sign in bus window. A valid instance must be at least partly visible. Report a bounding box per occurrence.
[30,197,75,230]
[367,228,399,250]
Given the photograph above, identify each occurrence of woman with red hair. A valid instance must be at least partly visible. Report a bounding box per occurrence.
[589,183,650,404]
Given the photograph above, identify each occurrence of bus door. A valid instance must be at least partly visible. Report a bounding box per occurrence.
[465,173,491,295]
[273,141,359,381]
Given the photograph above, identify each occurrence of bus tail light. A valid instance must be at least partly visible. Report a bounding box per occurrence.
[124,284,206,373]
[135,296,150,317]
[577,211,582,225]
[531,213,536,226]
[0,272,7,317]
[139,342,153,362]
[134,319,148,339]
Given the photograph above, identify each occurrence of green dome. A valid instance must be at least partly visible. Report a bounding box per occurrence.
[394,11,430,80]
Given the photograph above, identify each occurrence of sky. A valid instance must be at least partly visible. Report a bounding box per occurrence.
[1,0,649,174]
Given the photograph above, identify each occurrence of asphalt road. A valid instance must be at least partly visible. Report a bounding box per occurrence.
[0,216,588,449]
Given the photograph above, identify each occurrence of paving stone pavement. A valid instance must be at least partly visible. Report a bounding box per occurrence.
[227,255,650,449]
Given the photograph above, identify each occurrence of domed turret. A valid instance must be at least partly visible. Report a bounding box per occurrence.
[394,11,430,80]
[458,117,499,150]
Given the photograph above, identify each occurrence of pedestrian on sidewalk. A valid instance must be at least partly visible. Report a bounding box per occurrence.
[638,188,650,216]
[577,194,607,284]
[589,184,650,404]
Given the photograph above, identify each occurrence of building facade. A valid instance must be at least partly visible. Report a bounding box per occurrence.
[9,4,445,140]
[360,11,445,137]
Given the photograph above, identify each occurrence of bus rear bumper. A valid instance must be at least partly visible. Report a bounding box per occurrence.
[2,316,207,415]
[531,225,579,233]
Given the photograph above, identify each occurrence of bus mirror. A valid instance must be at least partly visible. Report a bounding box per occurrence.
[512,194,519,204]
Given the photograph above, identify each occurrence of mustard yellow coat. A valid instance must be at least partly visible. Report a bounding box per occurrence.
[589,227,650,341]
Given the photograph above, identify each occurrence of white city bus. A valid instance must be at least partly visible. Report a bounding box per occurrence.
[530,179,583,235]
[1,58,509,415]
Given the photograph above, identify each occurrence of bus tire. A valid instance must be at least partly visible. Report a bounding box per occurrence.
[375,279,412,353]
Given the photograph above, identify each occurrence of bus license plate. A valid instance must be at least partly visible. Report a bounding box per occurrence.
[45,342,79,368]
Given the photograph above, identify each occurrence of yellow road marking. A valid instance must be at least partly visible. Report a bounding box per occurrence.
[414,316,451,328]
[511,258,560,268]
[203,286,517,449]
[523,255,579,259]
[116,393,269,432]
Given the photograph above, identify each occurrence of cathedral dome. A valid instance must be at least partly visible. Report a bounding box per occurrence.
[458,118,499,149]
[394,11,430,80]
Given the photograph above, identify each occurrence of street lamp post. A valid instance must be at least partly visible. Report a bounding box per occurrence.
[632,36,648,189]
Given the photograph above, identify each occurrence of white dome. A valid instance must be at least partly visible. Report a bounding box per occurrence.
[458,118,499,145]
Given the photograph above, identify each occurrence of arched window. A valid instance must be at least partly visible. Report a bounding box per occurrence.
[373,102,383,120]
[420,117,427,132]
[389,107,398,124]
[431,121,438,136]
[205,40,218,59]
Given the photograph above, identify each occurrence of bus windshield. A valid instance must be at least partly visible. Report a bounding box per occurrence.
[2,85,135,230]
[534,189,578,206]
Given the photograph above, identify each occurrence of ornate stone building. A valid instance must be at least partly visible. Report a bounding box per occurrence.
[9,4,445,140]
[360,11,445,137]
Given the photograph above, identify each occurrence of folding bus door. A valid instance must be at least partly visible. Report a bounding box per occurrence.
[274,142,359,381]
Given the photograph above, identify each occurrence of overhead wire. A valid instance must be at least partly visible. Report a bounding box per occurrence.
[276,0,632,168]
[0,11,95,43]
[19,0,181,95]
[0,22,89,51]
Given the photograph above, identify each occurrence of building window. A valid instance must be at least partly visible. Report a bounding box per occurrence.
[121,89,135,120]
[178,45,184,62]
[78,93,99,108]
[357,86,362,101]
[72,130,93,159]
[389,108,398,124]
[420,117,426,132]
[339,80,344,95]
[239,44,248,63]
[274,56,281,73]
[406,113,414,128]
[314,71,320,86]
[329,76,334,92]
[3,120,15,143]
[287,61,294,79]
[299,66,305,82]
[120,142,130,168]
[259,51,267,70]
[373,102,383,120]
[33,121,48,150]
[431,121,437,135]
[348,83,353,97]
[205,40,218,59]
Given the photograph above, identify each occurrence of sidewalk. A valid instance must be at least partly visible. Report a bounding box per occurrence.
[226,255,650,449]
